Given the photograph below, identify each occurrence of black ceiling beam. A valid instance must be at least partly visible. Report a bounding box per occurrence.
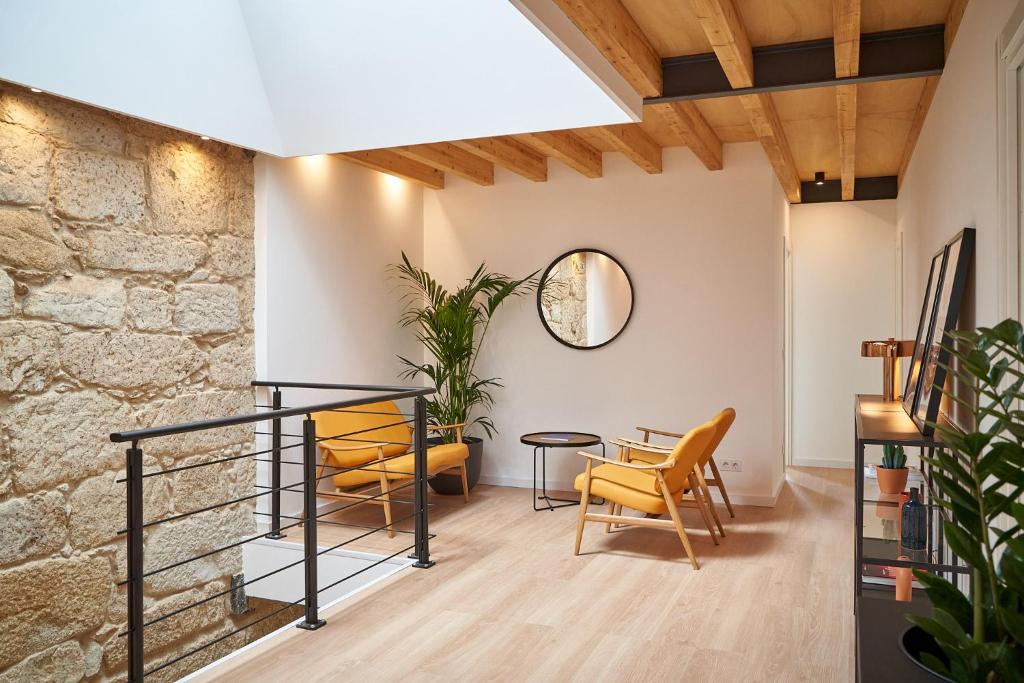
[800,176,898,204]
[647,25,944,104]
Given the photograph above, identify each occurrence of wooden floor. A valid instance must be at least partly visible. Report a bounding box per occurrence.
[197,467,854,682]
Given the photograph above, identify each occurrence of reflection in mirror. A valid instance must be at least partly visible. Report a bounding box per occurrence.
[538,249,633,349]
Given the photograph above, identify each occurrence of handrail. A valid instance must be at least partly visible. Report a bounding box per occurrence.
[252,380,427,392]
[109,384,434,443]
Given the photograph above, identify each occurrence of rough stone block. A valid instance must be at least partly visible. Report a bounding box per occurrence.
[84,231,207,274]
[68,467,170,549]
[210,236,253,278]
[128,287,172,331]
[61,331,204,390]
[227,156,255,238]
[0,491,67,565]
[237,278,254,331]
[0,121,48,205]
[143,507,253,593]
[0,555,110,670]
[149,141,227,235]
[3,390,134,492]
[0,321,60,392]
[0,641,85,683]
[172,453,231,514]
[173,284,239,334]
[0,88,126,153]
[0,207,68,271]
[208,335,254,388]
[53,149,145,224]
[134,389,254,458]
[23,275,125,328]
[0,269,13,316]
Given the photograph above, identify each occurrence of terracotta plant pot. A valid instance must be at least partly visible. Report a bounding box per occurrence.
[877,466,909,494]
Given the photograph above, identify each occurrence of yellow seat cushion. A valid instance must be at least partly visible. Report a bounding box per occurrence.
[332,441,469,489]
[627,449,668,466]
[313,402,412,468]
[573,463,680,515]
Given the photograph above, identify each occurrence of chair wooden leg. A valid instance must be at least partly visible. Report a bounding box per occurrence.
[460,463,469,503]
[379,471,394,539]
[605,498,616,533]
[659,473,698,569]
[695,467,725,538]
[574,462,593,556]
[708,456,735,518]
[688,473,719,546]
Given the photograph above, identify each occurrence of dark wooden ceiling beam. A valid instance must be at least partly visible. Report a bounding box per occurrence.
[648,25,945,105]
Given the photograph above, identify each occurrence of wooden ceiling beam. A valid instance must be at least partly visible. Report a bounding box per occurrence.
[552,0,662,97]
[945,0,969,57]
[688,0,800,200]
[338,150,444,189]
[517,130,603,178]
[833,0,860,201]
[394,142,494,186]
[450,137,547,182]
[589,124,662,173]
[740,93,801,203]
[688,0,754,88]
[655,102,723,170]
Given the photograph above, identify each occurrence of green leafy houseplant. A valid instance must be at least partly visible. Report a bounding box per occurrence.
[883,444,908,469]
[392,252,537,443]
[908,319,1024,681]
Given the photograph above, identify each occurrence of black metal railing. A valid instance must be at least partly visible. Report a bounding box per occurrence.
[109,381,436,682]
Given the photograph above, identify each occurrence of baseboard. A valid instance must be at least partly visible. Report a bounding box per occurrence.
[478,474,781,507]
[791,458,855,469]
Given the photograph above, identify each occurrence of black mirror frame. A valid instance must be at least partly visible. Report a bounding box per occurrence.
[536,248,634,351]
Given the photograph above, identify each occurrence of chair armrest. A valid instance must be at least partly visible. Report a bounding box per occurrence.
[320,441,390,452]
[577,450,672,470]
[636,426,685,439]
[611,438,672,453]
[426,424,466,431]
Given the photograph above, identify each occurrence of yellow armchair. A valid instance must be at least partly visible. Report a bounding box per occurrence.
[572,420,716,569]
[311,401,470,537]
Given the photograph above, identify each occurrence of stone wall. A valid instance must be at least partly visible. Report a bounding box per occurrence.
[540,252,586,346]
[0,87,290,682]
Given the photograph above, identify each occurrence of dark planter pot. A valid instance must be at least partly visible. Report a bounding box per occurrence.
[900,625,954,682]
[427,436,482,495]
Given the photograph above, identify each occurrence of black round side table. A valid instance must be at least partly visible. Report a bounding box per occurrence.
[520,432,605,511]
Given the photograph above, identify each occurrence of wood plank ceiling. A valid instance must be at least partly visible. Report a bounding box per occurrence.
[337,0,968,203]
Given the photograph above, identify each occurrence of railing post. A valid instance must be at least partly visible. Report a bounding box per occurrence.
[411,396,434,568]
[265,387,285,539]
[296,415,325,630]
[126,443,145,682]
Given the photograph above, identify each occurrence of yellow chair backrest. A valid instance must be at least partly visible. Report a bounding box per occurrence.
[312,401,412,467]
[700,407,736,466]
[660,420,716,493]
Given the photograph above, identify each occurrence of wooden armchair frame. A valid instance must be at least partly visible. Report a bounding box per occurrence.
[573,450,702,570]
[636,424,736,518]
[308,422,469,538]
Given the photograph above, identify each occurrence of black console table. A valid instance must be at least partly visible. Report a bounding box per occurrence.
[853,395,967,682]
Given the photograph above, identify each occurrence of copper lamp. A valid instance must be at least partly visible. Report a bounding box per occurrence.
[861,338,915,402]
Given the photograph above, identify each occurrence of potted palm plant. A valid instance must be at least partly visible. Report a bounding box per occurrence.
[392,252,537,494]
[878,444,909,494]
[901,319,1024,681]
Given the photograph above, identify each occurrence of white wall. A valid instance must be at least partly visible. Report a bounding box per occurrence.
[254,154,424,514]
[585,251,632,345]
[898,0,1018,335]
[790,201,897,468]
[423,144,786,505]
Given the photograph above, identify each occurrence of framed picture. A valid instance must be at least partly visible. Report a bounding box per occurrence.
[912,228,975,435]
[902,249,945,417]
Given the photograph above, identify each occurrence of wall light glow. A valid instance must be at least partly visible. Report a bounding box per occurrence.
[29,87,42,93]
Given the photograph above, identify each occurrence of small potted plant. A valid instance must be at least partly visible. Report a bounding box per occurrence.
[877,443,909,494]
[900,319,1024,681]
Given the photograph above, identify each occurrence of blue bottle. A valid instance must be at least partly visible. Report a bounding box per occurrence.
[901,487,927,552]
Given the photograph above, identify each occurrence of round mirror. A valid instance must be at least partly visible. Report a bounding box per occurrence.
[537,249,633,350]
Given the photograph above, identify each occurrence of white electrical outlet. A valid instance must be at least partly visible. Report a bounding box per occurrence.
[732,459,742,472]
[719,460,736,472]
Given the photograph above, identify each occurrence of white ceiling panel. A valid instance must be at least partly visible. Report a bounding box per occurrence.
[0,0,640,156]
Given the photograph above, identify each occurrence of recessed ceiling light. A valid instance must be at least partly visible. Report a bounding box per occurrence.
[814,171,826,186]
[200,135,210,141]
[29,87,42,93]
